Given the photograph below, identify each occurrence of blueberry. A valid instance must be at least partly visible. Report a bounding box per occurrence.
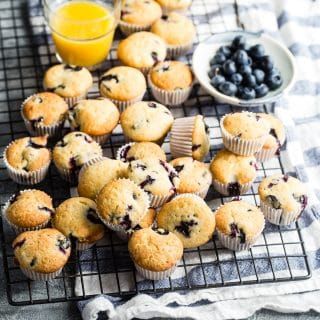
[255,83,269,98]
[249,44,265,58]
[266,74,283,90]
[259,55,274,71]
[218,45,232,58]
[208,64,221,78]
[211,52,227,65]
[238,86,256,100]
[230,73,243,85]
[238,64,252,76]
[232,35,246,50]
[243,74,257,87]
[233,49,249,65]
[252,69,265,84]
[218,81,238,96]
[268,68,281,77]
[223,60,237,75]
[210,75,225,88]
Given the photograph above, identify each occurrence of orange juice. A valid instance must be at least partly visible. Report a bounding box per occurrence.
[50,1,116,67]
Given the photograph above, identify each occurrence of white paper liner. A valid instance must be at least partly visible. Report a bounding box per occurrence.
[220,115,268,156]
[76,241,96,251]
[191,184,211,199]
[109,91,145,113]
[20,267,63,281]
[89,133,110,145]
[149,191,175,208]
[148,74,192,106]
[166,42,193,59]
[260,201,301,226]
[212,179,254,196]
[134,262,177,280]
[116,142,136,162]
[255,146,279,162]
[63,95,86,108]
[119,20,151,36]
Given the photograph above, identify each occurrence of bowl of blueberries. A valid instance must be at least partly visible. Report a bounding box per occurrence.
[192,31,296,106]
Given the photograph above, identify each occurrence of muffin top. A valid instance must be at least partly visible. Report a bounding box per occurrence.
[96,178,150,230]
[127,158,180,197]
[120,101,174,142]
[137,208,156,229]
[215,200,265,242]
[257,113,286,150]
[155,0,191,10]
[210,149,257,186]
[5,189,54,228]
[151,13,195,46]
[259,174,308,213]
[22,92,68,126]
[222,112,271,140]
[78,157,128,200]
[99,66,146,101]
[53,132,102,170]
[13,228,71,273]
[43,64,93,98]
[128,227,183,271]
[52,197,105,244]
[117,32,167,69]
[68,98,120,136]
[157,194,215,248]
[5,136,51,172]
[121,0,162,26]
[170,157,212,194]
[149,61,193,91]
[118,142,166,162]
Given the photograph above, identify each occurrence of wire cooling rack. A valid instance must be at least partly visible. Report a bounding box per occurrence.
[0,0,311,306]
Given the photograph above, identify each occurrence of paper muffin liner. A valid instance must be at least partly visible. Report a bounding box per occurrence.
[217,230,257,251]
[255,146,279,163]
[134,262,177,280]
[63,95,87,108]
[119,20,151,36]
[123,134,167,146]
[148,74,192,106]
[89,133,111,146]
[149,192,175,208]
[170,116,195,159]
[220,115,268,156]
[260,201,301,226]
[76,241,96,251]
[110,91,145,113]
[212,179,253,196]
[116,142,135,162]
[20,267,63,281]
[166,42,193,59]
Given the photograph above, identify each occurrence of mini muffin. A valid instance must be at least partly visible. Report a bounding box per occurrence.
[43,64,93,107]
[258,174,308,225]
[117,32,167,74]
[254,113,286,162]
[220,112,270,156]
[148,61,193,105]
[99,66,147,111]
[96,178,150,237]
[52,197,105,251]
[155,0,191,14]
[151,13,195,57]
[13,228,71,280]
[170,115,210,161]
[120,0,162,35]
[3,189,54,233]
[53,132,102,183]
[21,92,68,137]
[215,200,265,251]
[157,194,215,248]
[4,136,51,185]
[68,98,120,145]
[120,101,174,144]
[78,157,128,200]
[128,227,183,280]
[210,149,257,196]
[127,158,180,207]
[117,142,166,162]
[170,157,212,198]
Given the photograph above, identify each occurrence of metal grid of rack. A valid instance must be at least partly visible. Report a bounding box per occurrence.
[0,0,311,306]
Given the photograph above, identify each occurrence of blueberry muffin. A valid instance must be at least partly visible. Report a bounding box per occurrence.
[96,178,150,237]
[170,157,212,198]
[151,13,195,57]
[77,157,128,201]
[215,200,265,251]
[157,194,215,248]
[22,92,68,137]
[52,197,105,250]
[13,228,71,280]
[117,32,167,74]
[148,61,193,105]
[258,174,308,225]
[221,112,270,156]
[155,0,191,14]
[128,227,183,279]
[43,64,93,106]
[53,132,102,183]
[210,149,257,196]
[3,189,54,233]
[117,142,166,162]
[99,66,147,111]
[4,136,51,185]
[120,0,162,35]
[120,101,174,144]
[255,113,286,162]
[68,98,120,145]
[170,115,210,161]
[127,158,180,207]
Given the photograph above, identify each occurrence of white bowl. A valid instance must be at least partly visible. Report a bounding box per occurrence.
[192,31,296,107]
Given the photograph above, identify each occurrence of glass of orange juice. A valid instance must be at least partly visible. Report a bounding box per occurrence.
[43,0,121,69]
